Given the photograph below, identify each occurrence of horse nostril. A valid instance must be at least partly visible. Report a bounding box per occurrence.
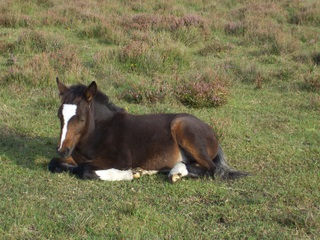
[57,147,70,158]
[64,148,70,158]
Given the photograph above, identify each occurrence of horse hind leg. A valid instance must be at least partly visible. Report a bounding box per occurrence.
[170,116,218,180]
[168,161,212,183]
[168,162,189,183]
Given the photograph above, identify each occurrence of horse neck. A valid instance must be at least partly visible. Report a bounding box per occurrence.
[77,100,113,146]
[92,100,116,123]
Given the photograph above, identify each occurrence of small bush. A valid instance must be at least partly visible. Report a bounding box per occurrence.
[287,1,320,26]
[312,52,320,66]
[117,39,188,75]
[123,13,208,33]
[302,73,320,92]
[123,14,161,31]
[0,14,33,28]
[225,21,245,36]
[117,82,144,104]
[78,21,123,44]
[3,47,85,87]
[116,78,169,104]
[238,7,300,55]
[48,47,82,74]
[4,53,55,86]
[16,30,65,53]
[170,14,207,32]
[175,69,229,108]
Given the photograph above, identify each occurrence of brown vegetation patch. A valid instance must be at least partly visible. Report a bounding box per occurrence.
[122,13,207,33]
[116,78,169,104]
[175,69,229,108]
[303,73,320,92]
[198,41,233,57]
[287,1,320,26]
[0,14,33,28]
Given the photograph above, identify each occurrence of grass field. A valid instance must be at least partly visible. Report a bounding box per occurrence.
[0,0,319,239]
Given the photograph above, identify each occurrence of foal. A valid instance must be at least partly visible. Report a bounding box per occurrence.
[49,78,248,182]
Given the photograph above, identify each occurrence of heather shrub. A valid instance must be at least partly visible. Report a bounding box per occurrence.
[175,69,229,108]
[79,22,111,39]
[48,47,83,74]
[4,53,55,86]
[0,13,33,28]
[168,14,208,46]
[224,21,245,36]
[287,1,320,26]
[312,52,320,66]
[116,78,169,104]
[302,72,320,92]
[122,14,161,31]
[117,39,188,75]
[122,13,207,32]
[117,82,143,104]
[3,46,85,87]
[15,30,66,53]
[78,20,125,44]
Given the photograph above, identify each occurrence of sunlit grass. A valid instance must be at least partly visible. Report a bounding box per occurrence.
[0,0,319,239]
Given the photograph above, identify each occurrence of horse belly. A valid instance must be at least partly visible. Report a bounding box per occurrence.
[131,141,182,171]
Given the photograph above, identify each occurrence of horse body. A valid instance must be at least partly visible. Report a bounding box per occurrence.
[49,79,248,182]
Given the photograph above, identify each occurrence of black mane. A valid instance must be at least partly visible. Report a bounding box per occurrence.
[62,83,124,113]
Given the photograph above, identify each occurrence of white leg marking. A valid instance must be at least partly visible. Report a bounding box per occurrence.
[168,162,189,178]
[59,104,77,150]
[95,169,133,181]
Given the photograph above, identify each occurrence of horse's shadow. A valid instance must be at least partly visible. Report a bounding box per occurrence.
[0,126,57,171]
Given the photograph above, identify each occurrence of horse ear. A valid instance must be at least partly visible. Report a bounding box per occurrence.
[56,77,68,95]
[85,81,97,102]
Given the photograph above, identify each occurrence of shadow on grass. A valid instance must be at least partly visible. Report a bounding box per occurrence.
[0,125,57,171]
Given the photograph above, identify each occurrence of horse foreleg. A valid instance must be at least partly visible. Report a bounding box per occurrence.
[48,157,77,173]
[73,159,134,181]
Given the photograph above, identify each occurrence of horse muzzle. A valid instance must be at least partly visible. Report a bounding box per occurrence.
[57,147,72,159]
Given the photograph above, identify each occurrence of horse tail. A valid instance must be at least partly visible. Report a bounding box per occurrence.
[213,145,249,180]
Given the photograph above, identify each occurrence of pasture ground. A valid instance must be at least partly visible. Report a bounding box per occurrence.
[0,0,319,239]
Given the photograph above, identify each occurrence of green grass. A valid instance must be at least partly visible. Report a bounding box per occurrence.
[0,0,320,239]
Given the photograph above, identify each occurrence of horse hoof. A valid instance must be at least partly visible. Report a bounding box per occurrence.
[48,159,62,173]
[133,172,141,179]
[132,168,142,179]
[169,173,182,183]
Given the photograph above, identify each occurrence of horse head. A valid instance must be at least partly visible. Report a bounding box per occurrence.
[56,78,97,158]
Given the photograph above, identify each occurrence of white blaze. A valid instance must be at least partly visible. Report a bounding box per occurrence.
[59,104,77,151]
